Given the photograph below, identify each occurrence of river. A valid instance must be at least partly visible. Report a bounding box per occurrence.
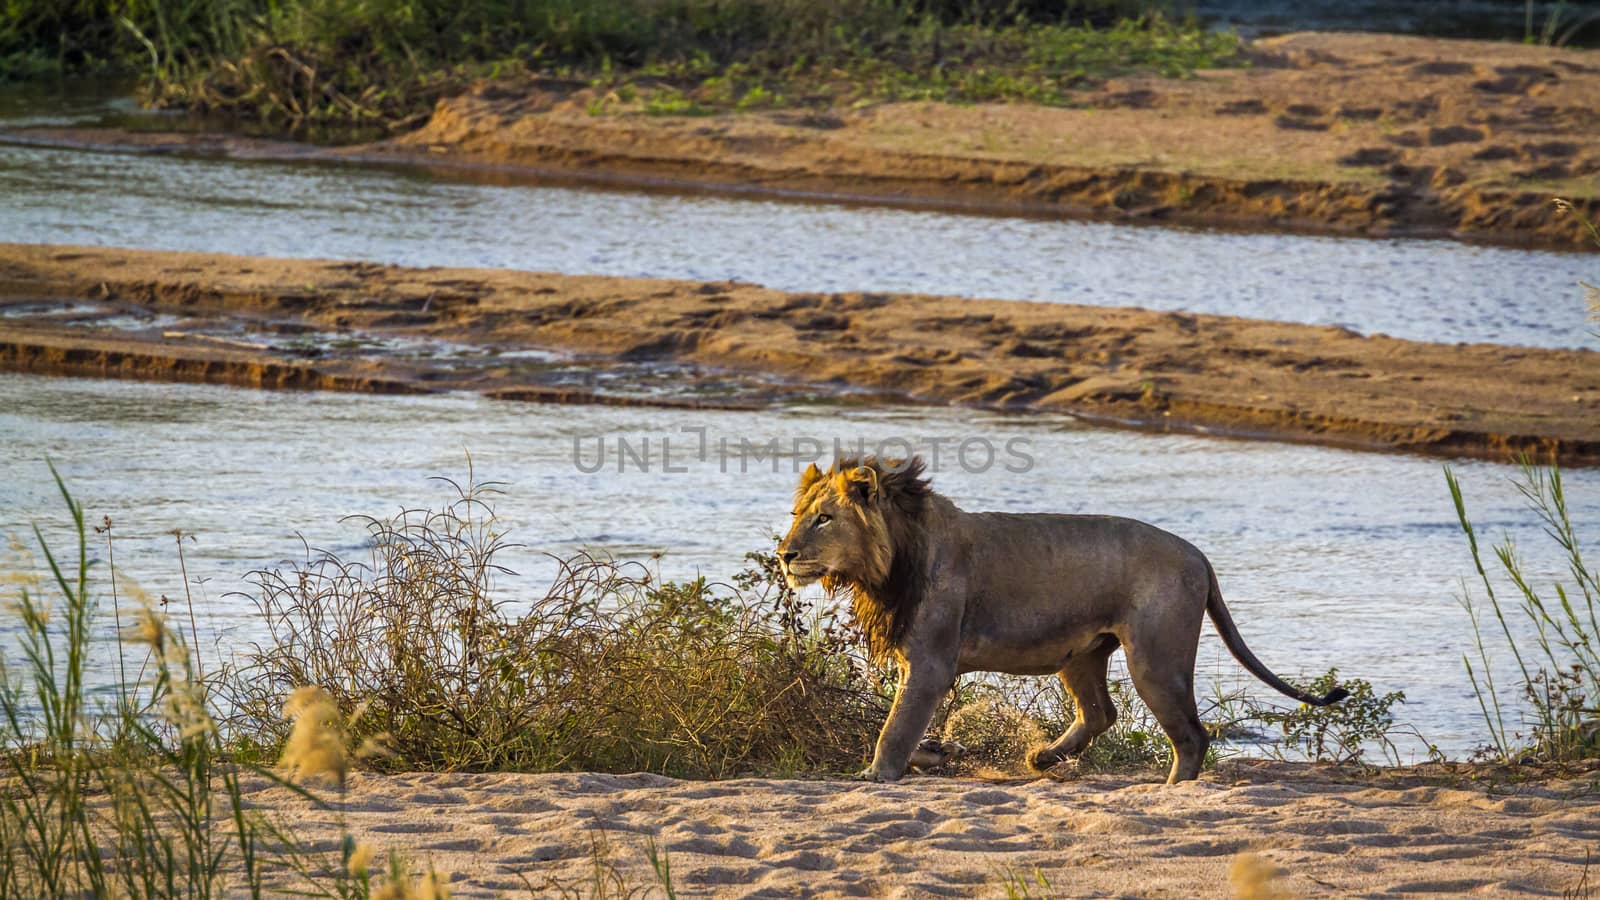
[1,91,1597,759]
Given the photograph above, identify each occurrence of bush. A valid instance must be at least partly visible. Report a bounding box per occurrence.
[1258,669,1412,765]
[218,476,889,777]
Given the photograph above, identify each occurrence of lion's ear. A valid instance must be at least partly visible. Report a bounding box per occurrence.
[800,462,823,489]
[842,464,880,502]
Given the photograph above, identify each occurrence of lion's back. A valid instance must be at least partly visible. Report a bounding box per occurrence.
[952,510,1211,596]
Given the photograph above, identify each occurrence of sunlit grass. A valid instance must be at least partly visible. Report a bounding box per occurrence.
[0,467,458,897]
[1,0,1239,131]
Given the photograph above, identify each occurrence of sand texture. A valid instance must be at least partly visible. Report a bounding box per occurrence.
[238,761,1600,897]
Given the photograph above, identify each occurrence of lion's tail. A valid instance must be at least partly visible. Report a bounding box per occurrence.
[1204,564,1349,707]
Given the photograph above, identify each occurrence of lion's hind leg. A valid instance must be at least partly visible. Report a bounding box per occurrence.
[1125,651,1208,784]
[1028,635,1119,772]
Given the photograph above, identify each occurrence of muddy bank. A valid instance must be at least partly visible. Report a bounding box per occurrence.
[4,34,1598,248]
[4,243,1596,464]
[387,31,1600,247]
[241,760,1600,897]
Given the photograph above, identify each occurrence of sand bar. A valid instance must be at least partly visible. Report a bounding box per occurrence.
[1,243,1596,464]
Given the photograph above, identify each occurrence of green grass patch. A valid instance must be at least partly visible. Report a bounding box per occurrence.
[1,1,1240,133]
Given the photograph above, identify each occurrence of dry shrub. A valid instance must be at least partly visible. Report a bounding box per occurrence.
[944,672,1178,777]
[220,478,888,777]
[942,697,1045,775]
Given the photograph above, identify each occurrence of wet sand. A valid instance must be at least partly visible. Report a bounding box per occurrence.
[240,760,1600,897]
[3,243,1596,465]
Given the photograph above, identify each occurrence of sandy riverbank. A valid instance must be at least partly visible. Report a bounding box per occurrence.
[238,760,1600,897]
[5,32,1596,248]
[2,243,1596,464]
[383,32,1600,248]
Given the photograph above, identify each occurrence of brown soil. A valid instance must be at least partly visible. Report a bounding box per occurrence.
[4,33,1597,247]
[239,760,1600,897]
[4,243,1597,465]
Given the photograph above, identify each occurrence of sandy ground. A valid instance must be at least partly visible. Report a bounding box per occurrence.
[3,243,1597,465]
[7,32,1596,247]
[238,760,1600,897]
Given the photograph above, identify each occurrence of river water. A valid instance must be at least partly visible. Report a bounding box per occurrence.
[3,373,1595,759]
[1,123,1596,349]
[1,97,1597,759]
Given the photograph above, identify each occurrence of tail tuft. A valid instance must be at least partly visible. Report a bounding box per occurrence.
[1317,686,1350,706]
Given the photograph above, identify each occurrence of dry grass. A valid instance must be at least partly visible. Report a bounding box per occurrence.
[0,470,461,898]
[1229,852,1295,900]
[218,477,891,777]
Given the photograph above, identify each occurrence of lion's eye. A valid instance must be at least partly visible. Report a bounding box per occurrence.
[815,514,832,527]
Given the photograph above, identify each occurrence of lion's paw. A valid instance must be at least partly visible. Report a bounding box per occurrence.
[1034,756,1083,782]
[1027,747,1062,772]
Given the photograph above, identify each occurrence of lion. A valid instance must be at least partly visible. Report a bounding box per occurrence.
[777,455,1349,784]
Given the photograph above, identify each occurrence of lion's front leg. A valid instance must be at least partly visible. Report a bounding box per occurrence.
[863,659,956,782]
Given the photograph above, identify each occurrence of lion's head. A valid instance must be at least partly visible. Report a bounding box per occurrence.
[778,456,932,659]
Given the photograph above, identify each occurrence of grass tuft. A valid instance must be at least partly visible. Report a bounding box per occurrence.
[1453,461,1600,763]
[1454,221,1597,765]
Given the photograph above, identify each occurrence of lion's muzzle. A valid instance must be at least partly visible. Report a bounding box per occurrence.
[780,556,825,589]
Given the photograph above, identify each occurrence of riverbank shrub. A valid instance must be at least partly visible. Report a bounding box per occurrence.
[219,475,893,776]
[1,0,1237,131]
[1256,670,1415,766]
[1453,199,1599,764]
[1453,463,1600,763]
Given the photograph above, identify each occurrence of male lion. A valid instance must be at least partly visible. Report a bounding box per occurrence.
[777,456,1349,784]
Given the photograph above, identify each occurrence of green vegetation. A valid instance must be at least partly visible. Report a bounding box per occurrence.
[1524,0,1600,47]
[1,0,1239,131]
[1257,670,1416,766]
[1453,199,1598,766]
[1453,462,1600,764]
[997,865,1055,899]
